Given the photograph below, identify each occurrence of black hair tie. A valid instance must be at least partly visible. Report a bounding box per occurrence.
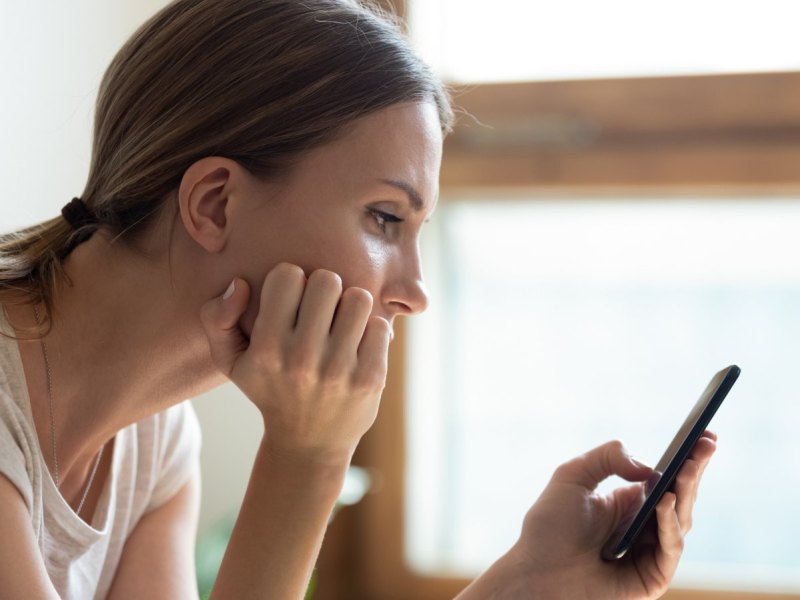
[61,197,97,230]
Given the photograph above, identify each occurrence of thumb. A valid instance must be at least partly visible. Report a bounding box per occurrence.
[553,440,654,491]
[613,482,648,513]
[200,278,251,379]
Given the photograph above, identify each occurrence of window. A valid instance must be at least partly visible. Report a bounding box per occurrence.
[409,0,800,83]
[407,197,800,593]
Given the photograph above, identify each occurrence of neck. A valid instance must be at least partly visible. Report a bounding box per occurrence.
[6,227,225,502]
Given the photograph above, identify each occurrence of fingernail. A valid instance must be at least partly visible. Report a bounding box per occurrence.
[223,280,235,300]
[629,456,650,470]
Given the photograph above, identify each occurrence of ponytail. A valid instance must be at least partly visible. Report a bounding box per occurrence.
[0,198,101,335]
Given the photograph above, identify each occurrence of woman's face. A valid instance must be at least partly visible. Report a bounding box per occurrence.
[228,101,443,336]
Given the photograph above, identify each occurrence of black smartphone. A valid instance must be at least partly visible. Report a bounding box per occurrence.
[601,364,740,561]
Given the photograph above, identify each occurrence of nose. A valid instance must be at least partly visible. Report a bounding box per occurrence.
[382,248,429,318]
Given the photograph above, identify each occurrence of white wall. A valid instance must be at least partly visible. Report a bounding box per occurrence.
[1,0,262,535]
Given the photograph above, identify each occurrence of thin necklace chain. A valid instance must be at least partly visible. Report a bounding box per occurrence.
[33,305,105,517]
[36,309,59,486]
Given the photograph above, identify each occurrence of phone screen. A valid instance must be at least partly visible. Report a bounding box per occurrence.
[601,364,740,561]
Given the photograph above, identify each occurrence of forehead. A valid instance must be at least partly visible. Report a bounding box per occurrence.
[283,102,443,210]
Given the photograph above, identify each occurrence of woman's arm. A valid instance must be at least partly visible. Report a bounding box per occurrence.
[200,265,391,599]
[209,439,347,600]
[0,474,61,599]
[106,465,201,600]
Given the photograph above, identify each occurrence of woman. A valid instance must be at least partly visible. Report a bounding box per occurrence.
[0,0,716,598]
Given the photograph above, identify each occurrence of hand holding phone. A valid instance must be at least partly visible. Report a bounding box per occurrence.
[601,364,740,561]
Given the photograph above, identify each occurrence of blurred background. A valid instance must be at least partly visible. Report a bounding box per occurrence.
[3,2,799,599]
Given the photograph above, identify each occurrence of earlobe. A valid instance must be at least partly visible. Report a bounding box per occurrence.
[178,158,238,253]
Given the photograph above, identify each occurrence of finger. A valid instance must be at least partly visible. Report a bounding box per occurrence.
[329,287,373,356]
[674,436,717,535]
[250,263,306,345]
[613,483,648,522]
[199,278,251,378]
[553,440,654,491]
[354,316,391,390]
[294,269,343,346]
[672,458,702,535]
[689,437,716,502]
[691,435,717,474]
[653,492,683,583]
[701,429,718,442]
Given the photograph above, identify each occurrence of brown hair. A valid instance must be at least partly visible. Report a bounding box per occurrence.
[0,0,453,330]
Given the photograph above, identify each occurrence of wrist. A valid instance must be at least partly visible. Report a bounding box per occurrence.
[258,436,351,491]
[260,415,357,469]
[509,540,582,600]
[504,541,540,594]
[456,542,537,600]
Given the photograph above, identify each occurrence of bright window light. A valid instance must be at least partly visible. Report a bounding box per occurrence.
[405,198,800,593]
[409,1,800,82]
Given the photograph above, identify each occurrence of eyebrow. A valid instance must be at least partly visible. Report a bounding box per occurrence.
[380,178,424,212]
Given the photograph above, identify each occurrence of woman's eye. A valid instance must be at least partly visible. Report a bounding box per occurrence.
[368,208,403,233]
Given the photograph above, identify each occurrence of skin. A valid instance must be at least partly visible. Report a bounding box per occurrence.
[455,435,717,599]
[4,100,716,599]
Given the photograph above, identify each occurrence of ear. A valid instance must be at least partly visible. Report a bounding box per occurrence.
[177,157,242,253]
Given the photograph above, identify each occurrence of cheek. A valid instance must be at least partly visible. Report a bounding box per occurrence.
[235,234,390,337]
[339,236,390,284]
[322,236,388,299]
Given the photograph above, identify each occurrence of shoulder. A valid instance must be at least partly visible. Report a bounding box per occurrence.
[141,400,202,513]
[143,400,202,458]
[0,384,39,514]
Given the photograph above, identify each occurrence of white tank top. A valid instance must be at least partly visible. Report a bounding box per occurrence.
[0,310,202,599]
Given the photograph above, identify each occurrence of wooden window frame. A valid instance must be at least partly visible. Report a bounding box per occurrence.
[316,3,800,599]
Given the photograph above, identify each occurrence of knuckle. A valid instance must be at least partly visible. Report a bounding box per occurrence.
[657,495,671,514]
[600,439,626,472]
[341,286,373,312]
[552,461,573,480]
[272,262,306,284]
[675,471,692,490]
[309,269,343,293]
[353,365,387,393]
[285,344,317,379]
[663,533,685,559]
[369,315,391,338]
[608,439,627,454]
[653,582,669,597]
[676,462,699,487]
[286,366,316,390]
[264,264,306,299]
[551,458,586,484]
[320,355,350,382]
[253,342,283,371]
